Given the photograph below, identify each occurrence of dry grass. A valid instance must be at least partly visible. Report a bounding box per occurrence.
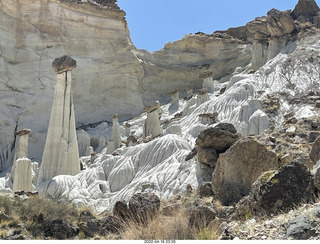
[121,209,195,240]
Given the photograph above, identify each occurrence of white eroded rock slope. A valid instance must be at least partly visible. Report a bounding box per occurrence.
[37,134,197,213]
[34,31,320,212]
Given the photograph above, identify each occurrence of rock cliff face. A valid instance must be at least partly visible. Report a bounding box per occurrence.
[0,0,253,171]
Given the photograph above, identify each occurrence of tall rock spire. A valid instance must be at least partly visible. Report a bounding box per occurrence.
[10,129,33,192]
[37,55,80,184]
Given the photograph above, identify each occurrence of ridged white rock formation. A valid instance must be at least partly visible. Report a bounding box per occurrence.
[182,88,210,117]
[143,103,163,139]
[37,56,80,185]
[36,134,197,213]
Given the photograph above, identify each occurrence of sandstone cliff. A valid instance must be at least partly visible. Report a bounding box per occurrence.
[0,0,253,170]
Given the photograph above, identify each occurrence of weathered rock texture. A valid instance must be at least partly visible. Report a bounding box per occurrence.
[12,158,32,192]
[9,129,33,192]
[291,0,320,20]
[0,0,252,172]
[234,161,317,219]
[212,138,278,205]
[37,56,80,184]
[195,123,241,182]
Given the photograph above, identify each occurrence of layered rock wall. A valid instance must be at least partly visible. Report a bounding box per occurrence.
[0,0,253,171]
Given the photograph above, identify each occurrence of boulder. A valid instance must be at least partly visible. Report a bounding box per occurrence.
[113,200,130,220]
[267,9,296,38]
[212,138,278,205]
[78,220,99,237]
[312,162,320,191]
[286,215,316,240]
[198,162,215,182]
[215,183,243,206]
[197,182,214,198]
[44,219,77,240]
[188,205,217,229]
[309,136,320,164]
[196,123,240,153]
[291,0,320,20]
[197,148,218,166]
[100,215,124,234]
[234,161,317,219]
[52,55,77,74]
[128,193,160,224]
[78,210,96,223]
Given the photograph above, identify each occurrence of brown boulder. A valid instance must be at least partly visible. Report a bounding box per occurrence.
[197,182,214,198]
[267,9,296,38]
[196,123,240,153]
[52,55,77,74]
[212,138,278,205]
[100,216,124,234]
[188,206,216,229]
[291,0,320,20]
[128,193,160,225]
[313,163,320,192]
[309,136,320,164]
[113,200,130,220]
[234,161,317,220]
[197,148,218,166]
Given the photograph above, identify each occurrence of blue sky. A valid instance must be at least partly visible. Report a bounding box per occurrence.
[117,0,320,51]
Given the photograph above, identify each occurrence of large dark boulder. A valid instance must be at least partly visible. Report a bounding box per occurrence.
[128,193,160,224]
[100,216,124,234]
[309,136,320,164]
[234,161,318,220]
[212,138,278,205]
[52,55,76,74]
[113,200,130,220]
[188,206,216,229]
[44,219,78,240]
[196,123,240,153]
[197,182,214,198]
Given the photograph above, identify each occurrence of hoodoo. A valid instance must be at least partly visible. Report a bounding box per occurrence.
[10,129,32,192]
[107,113,122,154]
[37,56,80,184]
[143,102,162,139]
